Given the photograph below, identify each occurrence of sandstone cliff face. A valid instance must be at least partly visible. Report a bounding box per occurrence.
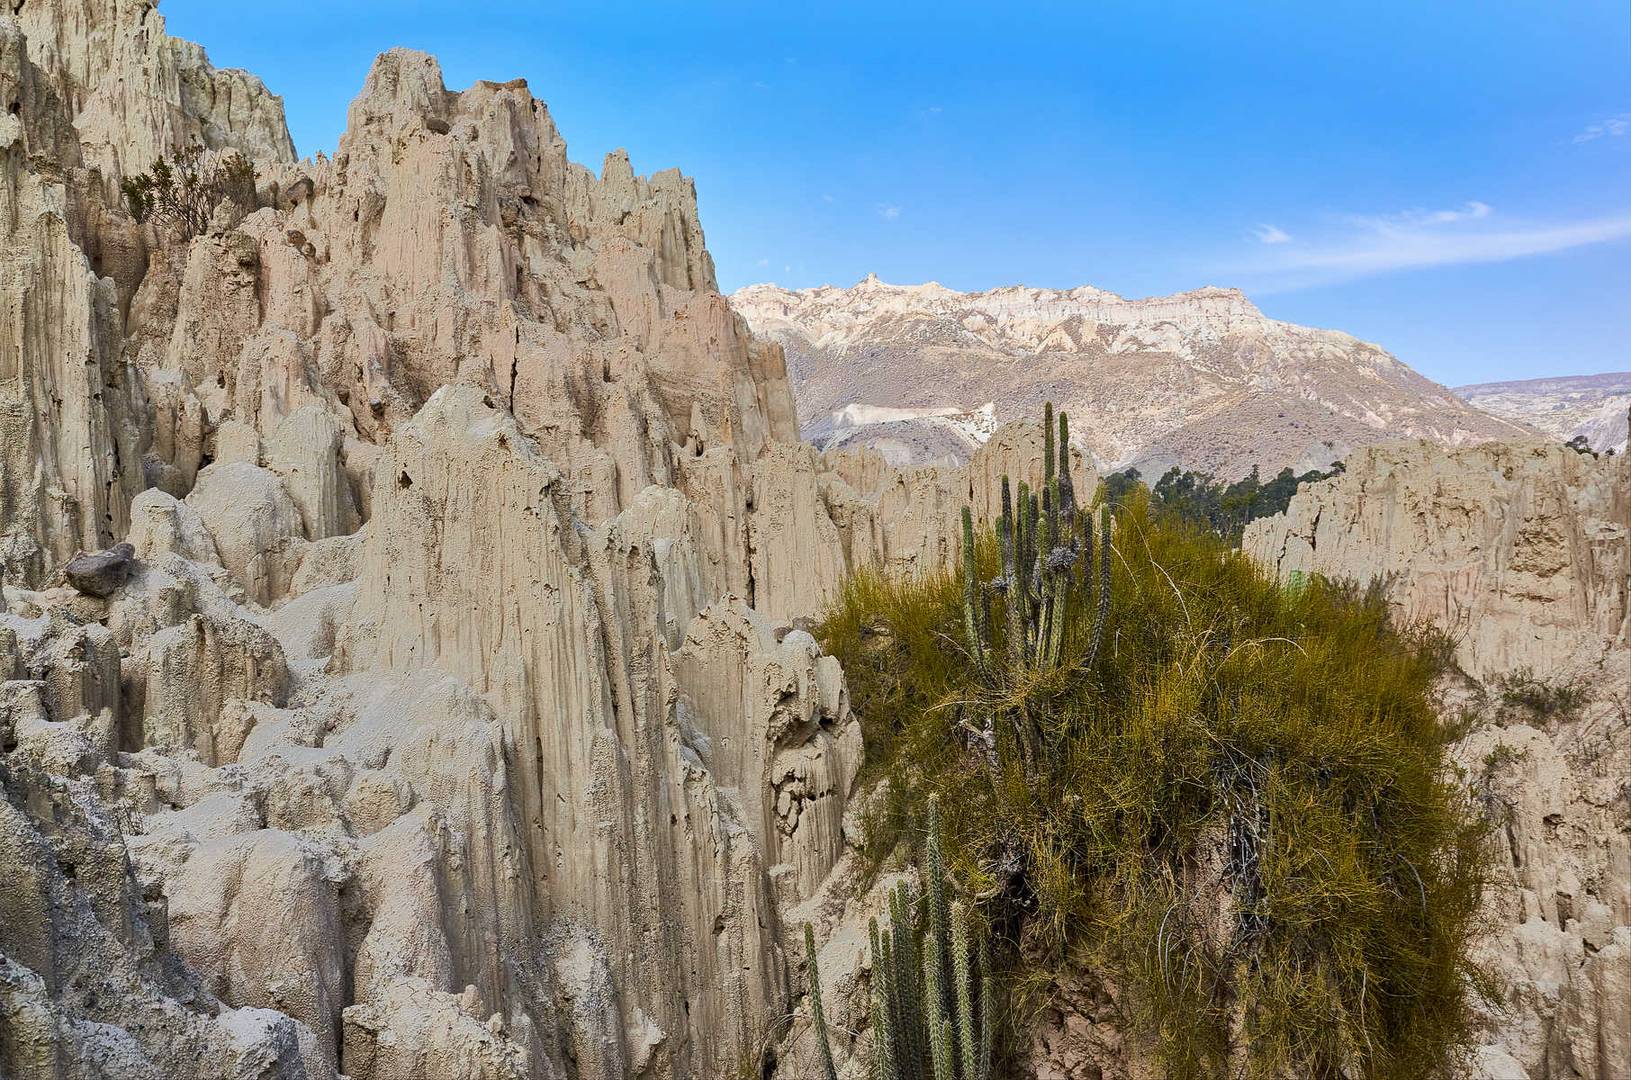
[1244,440,1629,680]
[733,274,1532,478]
[0,5,998,1077]
[1247,441,1631,1079]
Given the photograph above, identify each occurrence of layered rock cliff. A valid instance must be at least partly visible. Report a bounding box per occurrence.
[0,5,1047,1077]
[732,274,1533,478]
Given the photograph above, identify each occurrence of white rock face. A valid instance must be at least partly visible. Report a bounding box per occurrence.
[0,7,1066,1079]
[733,274,1533,478]
[1244,440,1629,680]
[1456,371,1631,454]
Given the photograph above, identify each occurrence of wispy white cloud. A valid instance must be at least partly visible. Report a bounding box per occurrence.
[755,257,770,268]
[1574,113,1630,143]
[878,204,901,221]
[1253,223,1291,244]
[1230,201,1631,292]
[1392,200,1491,225]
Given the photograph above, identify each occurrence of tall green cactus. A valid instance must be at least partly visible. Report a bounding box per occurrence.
[959,403,1113,681]
[806,795,993,1080]
[806,923,840,1080]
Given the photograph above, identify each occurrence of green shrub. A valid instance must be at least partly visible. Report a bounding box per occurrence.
[820,431,1492,1079]
[121,143,256,240]
[1496,667,1590,720]
[1102,462,1341,544]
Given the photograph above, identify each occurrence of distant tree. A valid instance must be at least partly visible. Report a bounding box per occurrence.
[1100,468,1144,507]
[1565,435,1596,457]
[1120,461,1341,544]
[121,143,256,241]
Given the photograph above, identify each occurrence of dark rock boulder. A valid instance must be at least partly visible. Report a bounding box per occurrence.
[63,543,135,598]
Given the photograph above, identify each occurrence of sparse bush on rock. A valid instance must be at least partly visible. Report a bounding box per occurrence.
[120,143,256,240]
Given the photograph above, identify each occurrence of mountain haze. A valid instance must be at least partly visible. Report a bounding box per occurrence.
[733,275,1533,477]
[1456,371,1631,453]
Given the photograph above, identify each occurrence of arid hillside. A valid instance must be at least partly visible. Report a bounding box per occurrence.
[734,275,1532,477]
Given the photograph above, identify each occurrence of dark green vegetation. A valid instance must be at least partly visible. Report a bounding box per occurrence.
[1104,463,1341,544]
[121,143,256,241]
[821,410,1491,1079]
[808,796,995,1080]
[1495,667,1591,721]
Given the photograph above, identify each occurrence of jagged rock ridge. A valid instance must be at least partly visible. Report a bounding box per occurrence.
[732,274,1533,478]
[0,4,1042,1077]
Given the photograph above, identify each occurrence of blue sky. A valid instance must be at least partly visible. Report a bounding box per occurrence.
[162,1,1630,386]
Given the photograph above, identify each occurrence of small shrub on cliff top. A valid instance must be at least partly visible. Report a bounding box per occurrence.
[821,452,1492,1078]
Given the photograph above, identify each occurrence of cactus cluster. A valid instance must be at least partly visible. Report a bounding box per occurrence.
[962,403,1111,678]
[959,404,1113,770]
[807,796,992,1080]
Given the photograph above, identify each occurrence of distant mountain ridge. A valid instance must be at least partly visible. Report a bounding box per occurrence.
[732,274,1533,478]
[1455,372,1630,453]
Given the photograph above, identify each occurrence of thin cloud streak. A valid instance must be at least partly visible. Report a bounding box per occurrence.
[1253,223,1291,244]
[1574,113,1630,142]
[1230,208,1631,293]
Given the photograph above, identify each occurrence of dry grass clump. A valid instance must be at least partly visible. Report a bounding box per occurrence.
[821,490,1492,1079]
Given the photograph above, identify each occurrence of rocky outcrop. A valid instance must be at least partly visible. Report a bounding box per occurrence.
[734,274,1532,478]
[1244,440,1629,680]
[0,5,1040,1078]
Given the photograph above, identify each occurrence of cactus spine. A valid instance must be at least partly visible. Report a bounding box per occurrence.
[809,796,991,1079]
[805,923,840,1080]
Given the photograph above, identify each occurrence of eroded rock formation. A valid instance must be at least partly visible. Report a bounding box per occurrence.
[0,4,1007,1077]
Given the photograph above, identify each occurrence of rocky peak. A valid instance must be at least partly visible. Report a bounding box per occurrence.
[734,274,1533,477]
[15,0,294,184]
[0,6,1064,1078]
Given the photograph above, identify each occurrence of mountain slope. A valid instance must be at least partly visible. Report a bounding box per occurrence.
[733,275,1533,477]
[1455,371,1631,453]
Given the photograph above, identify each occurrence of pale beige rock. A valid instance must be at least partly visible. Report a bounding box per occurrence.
[337,385,836,1075]
[0,17,146,587]
[1245,440,1630,678]
[265,405,360,540]
[342,977,535,1080]
[213,417,262,465]
[184,461,304,606]
[0,7,1085,1079]
[126,488,220,564]
[672,598,862,899]
[15,0,294,188]
[164,830,345,1069]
